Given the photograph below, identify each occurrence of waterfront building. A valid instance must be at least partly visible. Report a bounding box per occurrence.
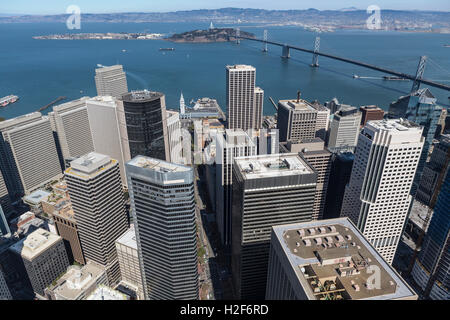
[388,88,443,194]
[341,119,424,264]
[49,97,94,164]
[231,153,317,300]
[9,228,69,297]
[266,218,418,300]
[95,65,129,98]
[0,112,43,200]
[65,153,128,286]
[126,156,198,300]
[120,90,170,161]
[0,171,12,219]
[226,65,263,130]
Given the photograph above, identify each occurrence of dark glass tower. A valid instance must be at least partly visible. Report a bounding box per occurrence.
[121,90,169,161]
[412,165,449,300]
[388,88,442,194]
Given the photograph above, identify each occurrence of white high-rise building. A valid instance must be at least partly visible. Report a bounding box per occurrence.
[215,129,257,245]
[126,156,199,300]
[226,65,263,130]
[341,119,424,264]
[65,153,129,285]
[95,65,128,98]
[2,116,62,194]
[86,96,131,186]
[49,97,94,162]
[166,110,185,165]
[327,106,362,150]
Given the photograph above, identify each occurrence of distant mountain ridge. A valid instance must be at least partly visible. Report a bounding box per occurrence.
[1,7,449,30]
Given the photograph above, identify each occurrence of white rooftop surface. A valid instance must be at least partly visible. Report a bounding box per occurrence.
[23,190,51,205]
[224,129,256,147]
[53,262,105,300]
[226,64,255,71]
[279,99,316,112]
[128,156,191,173]
[9,228,61,260]
[235,153,314,180]
[67,152,113,176]
[87,285,127,300]
[95,65,124,73]
[272,218,417,300]
[367,119,422,132]
[116,225,138,250]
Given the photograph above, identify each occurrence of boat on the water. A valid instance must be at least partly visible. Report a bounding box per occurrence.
[159,48,175,51]
[383,76,408,81]
[444,44,450,47]
[0,95,19,107]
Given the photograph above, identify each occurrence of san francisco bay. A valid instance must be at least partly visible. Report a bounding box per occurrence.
[0,22,449,120]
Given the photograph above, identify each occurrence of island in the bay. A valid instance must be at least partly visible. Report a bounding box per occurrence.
[166,28,255,43]
[33,32,164,40]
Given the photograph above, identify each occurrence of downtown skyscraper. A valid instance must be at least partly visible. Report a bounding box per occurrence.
[226,65,264,131]
[95,65,129,98]
[341,119,424,264]
[126,156,198,300]
[65,152,128,286]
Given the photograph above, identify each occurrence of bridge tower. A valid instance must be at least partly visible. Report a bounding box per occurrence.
[235,27,240,45]
[282,44,290,59]
[311,36,320,67]
[262,30,268,52]
[411,55,427,93]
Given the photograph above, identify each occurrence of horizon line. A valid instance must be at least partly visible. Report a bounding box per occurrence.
[2,7,450,16]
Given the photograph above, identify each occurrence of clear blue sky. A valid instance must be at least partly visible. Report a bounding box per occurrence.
[1,0,449,15]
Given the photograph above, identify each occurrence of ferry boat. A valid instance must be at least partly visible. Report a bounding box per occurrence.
[383,76,408,81]
[0,95,19,107]
[159,48,175,51]
[444,44,450,47]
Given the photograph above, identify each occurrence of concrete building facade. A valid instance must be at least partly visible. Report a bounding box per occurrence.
[9,228,69,297]
[231,154,317,300]
[126,156,198,300]
[327,106,362,151]
[95,65,129,98]
[341,119,424,264]
[65,153,129,286]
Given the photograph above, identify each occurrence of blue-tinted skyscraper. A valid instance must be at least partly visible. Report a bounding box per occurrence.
[411,165,449,300]
[388,88,443,194]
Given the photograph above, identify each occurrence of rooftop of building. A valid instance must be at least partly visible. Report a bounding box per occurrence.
[52,97,90,113]
[272,218,417,300]
[51,261,106,300]
[409,200,433,231]
[335,105,359,117]
[87,95,117,105]
[9,228,61,260]
[226,64,255,71]
[66,152,116,179]
[360,105,383,111]
[121,90,163,103]
[0,112,42,131]
[234,153,314,180]
[23,190,51,206]
[127,156,191,174]
[95,64,124,73]
[279,99,316,112]
[221,129,256,147]
[116,225,137,250]
[367,118,422,132]
[86,285,128,300]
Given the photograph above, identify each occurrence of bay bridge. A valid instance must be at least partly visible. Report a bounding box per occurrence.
[234,28,450,94]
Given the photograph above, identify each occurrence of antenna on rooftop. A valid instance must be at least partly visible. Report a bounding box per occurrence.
[297,90,301,102]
